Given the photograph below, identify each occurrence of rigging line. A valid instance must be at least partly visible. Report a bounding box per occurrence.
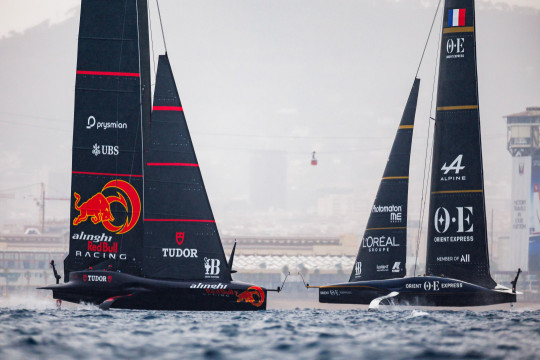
[415,0,443,78]
[148,1,157,78]
[413,2,443,277]
[156,0,167,53]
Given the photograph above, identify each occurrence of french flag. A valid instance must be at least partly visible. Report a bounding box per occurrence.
[448,8,466,27]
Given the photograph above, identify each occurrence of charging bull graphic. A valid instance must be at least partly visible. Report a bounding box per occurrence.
[236,286,265,307]
[73,180,141,234]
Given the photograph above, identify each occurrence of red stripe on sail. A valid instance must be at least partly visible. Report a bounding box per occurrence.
[76,70,140,77]
[72,171,143,178]
[146,163,199,167]
[152,106,183,111]
[144,219,215,223]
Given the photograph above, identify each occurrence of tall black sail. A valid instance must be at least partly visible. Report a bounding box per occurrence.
[64,0,150,280]
[426,0,496,288]
[142,55,230,282]
[349,79,420,282]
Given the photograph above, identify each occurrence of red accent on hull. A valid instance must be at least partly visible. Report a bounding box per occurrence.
[144,219,215,223]
[72,171,143,178]
[146,163,199,167]
[153,106,183,111]
[76,70,140,77]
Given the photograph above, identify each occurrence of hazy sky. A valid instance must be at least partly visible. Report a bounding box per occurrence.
[0,0,539,241]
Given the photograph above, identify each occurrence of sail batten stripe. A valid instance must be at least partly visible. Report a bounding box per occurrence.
[144,219,215,223]
[431,189,483,194]
[398,125,414,129]
[76,70,140,77]
[146,163,199,167]
[382,176,409,180]
[365,227,407,231]
[72,171,142,178]
[443,26,474,34]
[437,105,478,111]
[153,106,183,111]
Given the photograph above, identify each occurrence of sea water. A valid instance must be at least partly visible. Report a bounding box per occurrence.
[1,300,540,359]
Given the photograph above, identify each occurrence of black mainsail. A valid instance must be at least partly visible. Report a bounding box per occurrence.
[64,0,150,280]
[44,0,271,310]
[315,0,516,307]
[349,79,420,282]
[142,55,230,282]
[426,0,496,289]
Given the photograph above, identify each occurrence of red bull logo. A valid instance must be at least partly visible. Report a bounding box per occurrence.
[236,286,265,307]
[73,180,141,234]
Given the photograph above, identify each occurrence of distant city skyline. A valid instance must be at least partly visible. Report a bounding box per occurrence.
[0,1,539,244]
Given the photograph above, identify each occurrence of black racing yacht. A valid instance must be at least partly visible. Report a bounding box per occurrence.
[40,0,274,311]
[308,0,520,308]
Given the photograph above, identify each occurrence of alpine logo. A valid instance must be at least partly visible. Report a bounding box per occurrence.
[204,258,221,278]
[441,154,466,181]
[92,144,119,156]
[392,262,401,273]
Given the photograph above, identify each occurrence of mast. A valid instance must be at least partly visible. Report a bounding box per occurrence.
[141,55,231,282]
[426,0,496,288]
[64,0,149,280]
[349,79,420,282]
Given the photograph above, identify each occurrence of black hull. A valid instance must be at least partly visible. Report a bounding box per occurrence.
[318,276,516,307]
[40,271,267,311]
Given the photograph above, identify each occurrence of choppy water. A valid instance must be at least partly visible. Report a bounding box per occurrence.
[1,302,540,360]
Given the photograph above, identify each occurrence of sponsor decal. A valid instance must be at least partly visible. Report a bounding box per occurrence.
[75,250,127,260]
[441,282,463,289]
[446,38,465,59]
[436,254,471,262]
[204,258,221,278]
[92,143,119,156]
[162,232,197,258]
[205,288,235,296]
[448,8,466,27]
[86,116,127,130]
[82,274,110,283]
[354,262,362,276]
[392,262,401,273]
[73,180,141,234]
[372,204,403,223]
[423,281,440,291]
[434,206,473,234]
[361,235,399,253]
[176,232,185,246]
[519,162,525,175]
[441,154,466,181]
[87,241,118,253]
[405,283,422,289]
[236,286,265,307]
[190,282,228,289]
[162,248,198,258]
[72,232,112,243]
[376,264,389,272]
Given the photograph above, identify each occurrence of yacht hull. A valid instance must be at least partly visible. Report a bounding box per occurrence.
[318,276,516,307]
[40,271,267,311]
